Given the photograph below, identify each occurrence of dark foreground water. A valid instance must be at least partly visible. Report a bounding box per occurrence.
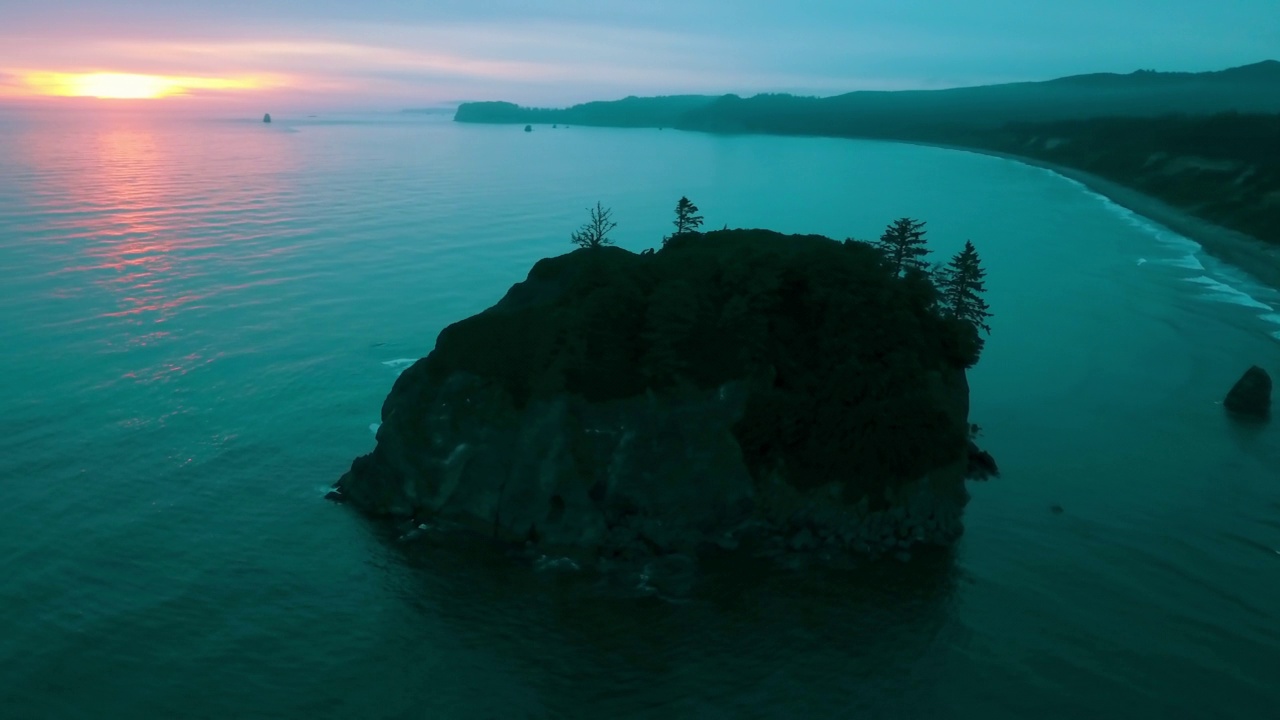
[1,110,1277,719]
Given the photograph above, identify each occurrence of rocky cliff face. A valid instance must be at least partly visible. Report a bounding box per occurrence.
[336,367,975,559]
[333,229,994,563]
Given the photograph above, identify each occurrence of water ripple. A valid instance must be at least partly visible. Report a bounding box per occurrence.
[2,113,1279,719]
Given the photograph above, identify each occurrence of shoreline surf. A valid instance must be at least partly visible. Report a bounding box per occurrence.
[919,142,1280,293]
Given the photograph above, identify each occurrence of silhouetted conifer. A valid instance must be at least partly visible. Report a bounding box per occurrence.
[940,240,992,333]
[663,196,704,247]
[673,196,704,235]
[876,217,930,276]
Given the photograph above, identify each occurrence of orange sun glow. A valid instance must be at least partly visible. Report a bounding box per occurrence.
[23,72,267,99]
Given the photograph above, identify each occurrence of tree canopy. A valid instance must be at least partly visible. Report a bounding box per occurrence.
[673,196,704,235]
[940,240,993,334]
[876,218,931,277]
[422,226,987,499]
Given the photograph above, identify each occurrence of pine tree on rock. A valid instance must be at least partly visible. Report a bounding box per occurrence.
[940,240,993,333]
[876,217,930,277]
[674,196,704,234]
[664,196,704,246]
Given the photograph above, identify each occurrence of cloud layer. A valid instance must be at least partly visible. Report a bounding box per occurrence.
[2,0,1276,109]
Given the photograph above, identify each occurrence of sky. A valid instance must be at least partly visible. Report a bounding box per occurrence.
[1,0,1276,111]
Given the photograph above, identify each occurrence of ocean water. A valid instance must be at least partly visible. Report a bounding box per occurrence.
[1,111,1278,719]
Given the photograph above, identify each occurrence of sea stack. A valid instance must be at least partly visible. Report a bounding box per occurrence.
[1224,366,1272,420]
[331,230,996,565]
[263,113,272,124]
[524,124,533,132]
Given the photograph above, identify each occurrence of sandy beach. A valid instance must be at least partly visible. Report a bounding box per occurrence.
[926,144,1280,292]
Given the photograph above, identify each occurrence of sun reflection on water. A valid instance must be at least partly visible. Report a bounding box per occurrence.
[23,116,301,384]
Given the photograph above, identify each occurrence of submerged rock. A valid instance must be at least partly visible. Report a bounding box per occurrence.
[333,229,995,566]
[1224,365,1271,420]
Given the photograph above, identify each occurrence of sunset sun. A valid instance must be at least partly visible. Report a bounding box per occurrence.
[23,72,267,99]
[65,73,173,99]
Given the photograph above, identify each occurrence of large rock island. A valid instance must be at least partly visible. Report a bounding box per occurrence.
[332,229,995,564]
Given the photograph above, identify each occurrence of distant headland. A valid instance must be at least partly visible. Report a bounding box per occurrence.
[455,61,1280,285]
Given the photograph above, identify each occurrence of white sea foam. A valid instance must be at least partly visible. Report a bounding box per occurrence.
[1153,231,1203,254]
[1184,276,1275,311]
[1211,264,1280,302]
[1254,321,1280,344]
[1095,195,1155,230]
[369,423,381,435]
[1262,316,1280,343]
[1048,172,1278,323]
[1073,186,1214,273]
[1161,253,1205,271]
[1081,188,1206,253]
[381,358,417,377]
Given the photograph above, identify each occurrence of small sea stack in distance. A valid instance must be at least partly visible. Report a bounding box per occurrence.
[1224,365,1272,420]
[263,113,272,124]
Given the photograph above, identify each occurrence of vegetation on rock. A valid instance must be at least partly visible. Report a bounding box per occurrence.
[569,202,618,249]
[409,206,992,500]
[672,196,704,236]
[876,217,931,277]
[939,240,993,334]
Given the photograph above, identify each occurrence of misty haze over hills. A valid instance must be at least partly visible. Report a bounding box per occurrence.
[455,60,1280,130]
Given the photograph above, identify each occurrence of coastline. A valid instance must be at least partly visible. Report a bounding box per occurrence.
[456,108,1280,293]
[923,143,1280,292]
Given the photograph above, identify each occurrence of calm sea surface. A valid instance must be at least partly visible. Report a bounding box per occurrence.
[1,110,1278,719]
